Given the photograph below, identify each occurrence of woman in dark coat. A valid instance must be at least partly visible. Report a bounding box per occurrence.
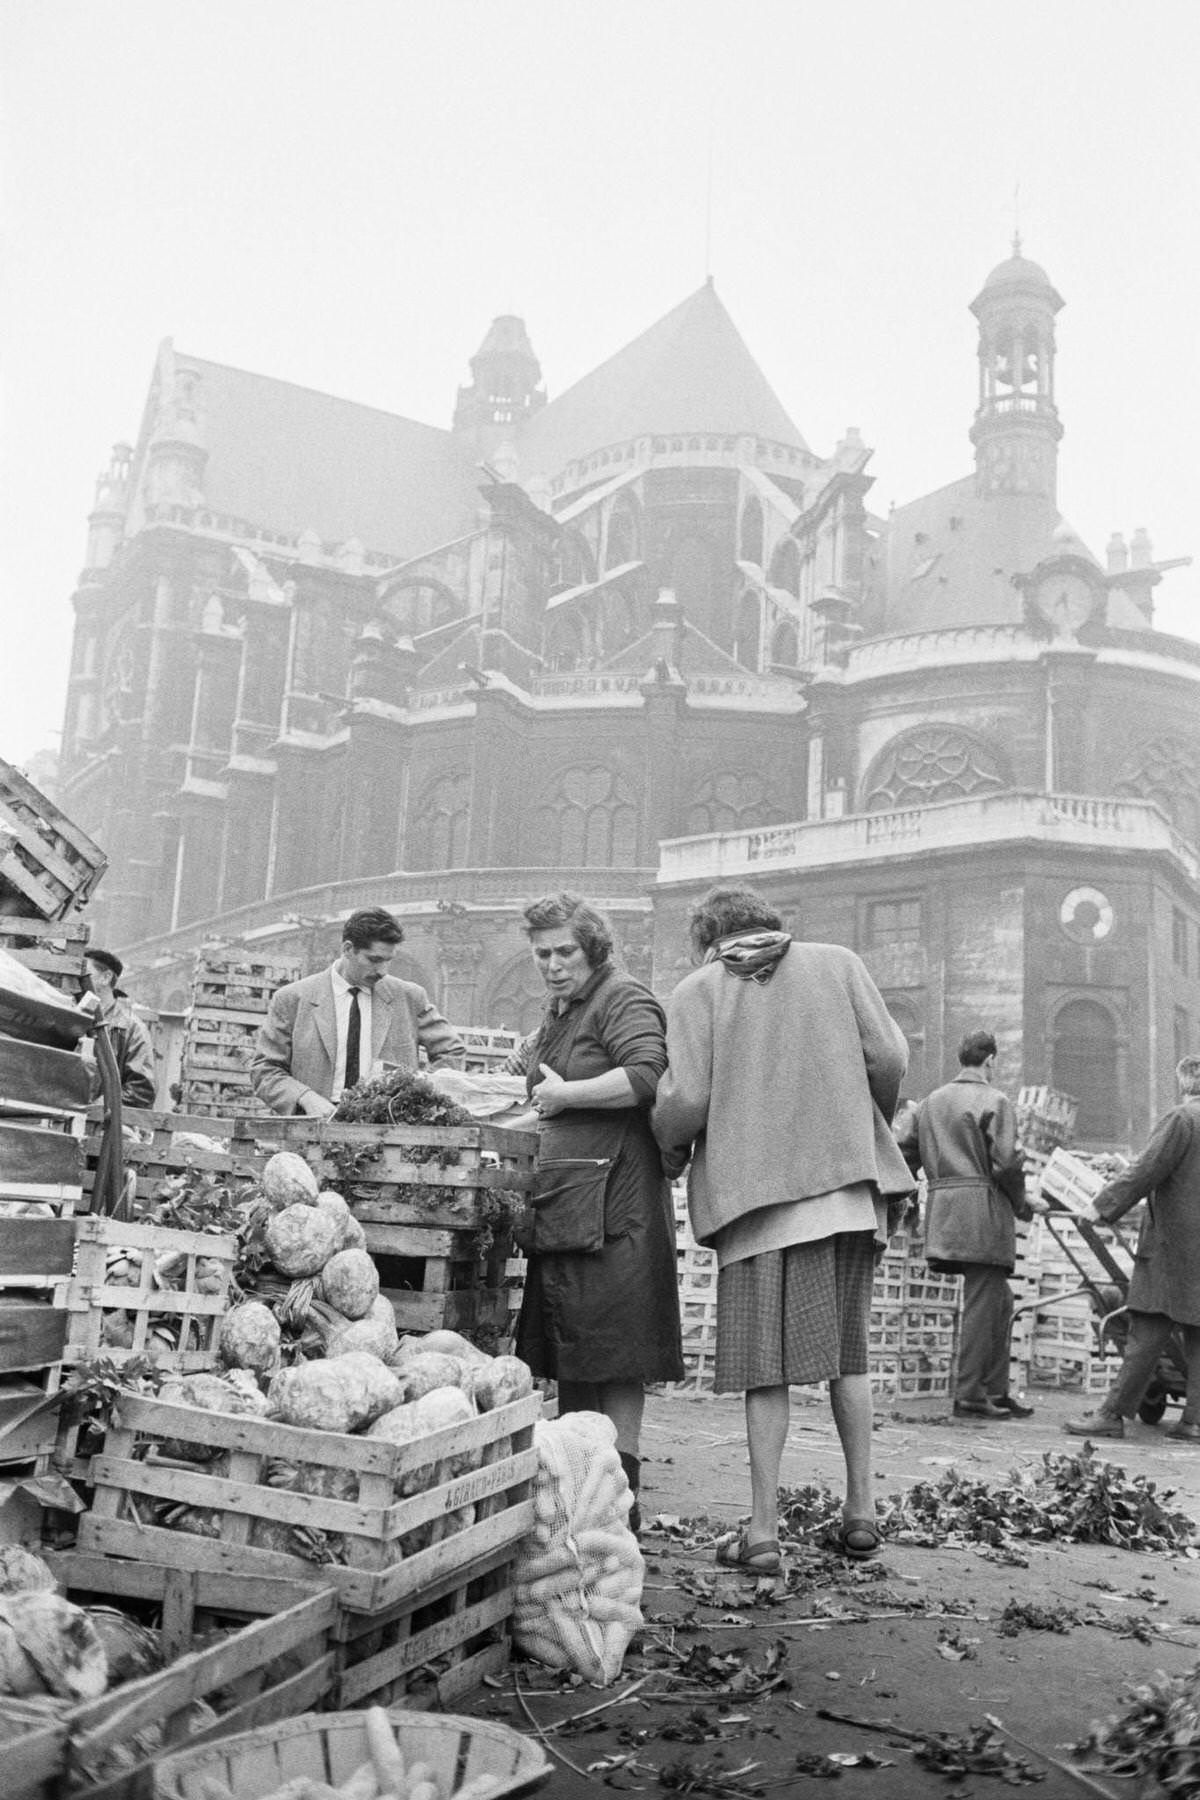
[1065,1053,1200,1442]
[515,892,684,1522]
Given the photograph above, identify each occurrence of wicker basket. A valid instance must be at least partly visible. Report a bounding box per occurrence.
[154,1709,553,1799]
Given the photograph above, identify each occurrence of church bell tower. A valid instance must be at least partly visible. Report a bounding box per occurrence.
[969,239,1064,501]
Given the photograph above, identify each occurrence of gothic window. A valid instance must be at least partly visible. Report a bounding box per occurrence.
[739,497,764,566]
[684,770,781,836]
[861,725,1010,813]
[1051,998,1120,1143]
[1115,735,1200,848]
[409,771,471,870]
[599,587,638,654]
[101,622,141,726]
[487,953,548,1037]
[604,493,640,569]
[545,613,586,672]
[530,765,639,867]
[770,621,799,667]
[733,593,761,671]
[769,537,801,598]
[554,529,595,592]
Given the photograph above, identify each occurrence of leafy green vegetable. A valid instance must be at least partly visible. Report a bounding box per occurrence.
[331,1069,473,1127]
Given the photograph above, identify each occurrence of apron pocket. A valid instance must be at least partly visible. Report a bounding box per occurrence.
[527,1157,614,1254]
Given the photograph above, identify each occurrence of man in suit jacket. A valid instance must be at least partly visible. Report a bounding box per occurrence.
[251,907,465,1117]
[1065,1054,1200,1443]
[904,1030,1045,1420]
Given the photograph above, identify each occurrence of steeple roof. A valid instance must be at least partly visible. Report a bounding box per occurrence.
[515,281,809,483]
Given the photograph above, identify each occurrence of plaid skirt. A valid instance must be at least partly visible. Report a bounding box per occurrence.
[714,1230,876,1392]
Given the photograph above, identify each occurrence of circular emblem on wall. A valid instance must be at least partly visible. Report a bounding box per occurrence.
[1060,886,1114,943]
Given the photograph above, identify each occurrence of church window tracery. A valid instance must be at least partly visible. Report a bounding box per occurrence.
[734,592,761,670]
[861,725,1010,812]
[604,493,641,569]
[530,765,639,867]
[1115,735,1200,847]
[684,770,781,835]
[770,620,799,667]
[382,580,460,638]
[409,770,471,869]
[487,953,548,1036]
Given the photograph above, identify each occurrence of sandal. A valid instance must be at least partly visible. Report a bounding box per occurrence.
[837,1517,881,1562]
[715,1529,782,1574]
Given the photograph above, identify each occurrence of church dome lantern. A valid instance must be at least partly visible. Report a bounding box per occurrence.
[969,238,1065,502]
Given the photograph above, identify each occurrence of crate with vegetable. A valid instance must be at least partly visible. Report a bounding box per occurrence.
[0,917,92,1004]
[82,1110,269,1215]
[0,1541,340,1800]
[59,1214,238,1370]
[0,755,107,921]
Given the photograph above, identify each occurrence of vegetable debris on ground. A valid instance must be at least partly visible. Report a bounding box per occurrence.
[1076,1660,1200,1795]
[777,1444,1197,1558]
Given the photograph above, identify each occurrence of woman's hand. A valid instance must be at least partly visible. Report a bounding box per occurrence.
[532,1063,570,1117]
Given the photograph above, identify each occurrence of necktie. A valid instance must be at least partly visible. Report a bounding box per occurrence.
[344,988,362,1091]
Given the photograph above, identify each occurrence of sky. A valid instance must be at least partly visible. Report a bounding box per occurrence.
[2,0,1198,769]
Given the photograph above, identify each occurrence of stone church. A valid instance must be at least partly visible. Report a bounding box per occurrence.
[57,244,1197,1147]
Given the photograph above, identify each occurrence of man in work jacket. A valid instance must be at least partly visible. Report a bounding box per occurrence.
[905,1030,1045,1419]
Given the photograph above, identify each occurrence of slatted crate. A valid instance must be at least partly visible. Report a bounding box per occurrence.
[871,1350,955,1403]
[190,956,301,1013]
[1029,1347,1121,1393]
[59,1214,238,1370]
[261,1118,538,1341]
[82,1109,267,1214]
[78,1389,540,1615]
[59,1584,338,1800]
[0,1696,68,1800]
[0,1214,75,1468]
[0,915,93,1003]
[0,756,107,921]
[0,1119,84,1212]
[0,1032,94,1120]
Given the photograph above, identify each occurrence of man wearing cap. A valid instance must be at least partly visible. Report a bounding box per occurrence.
[250,907,466,1118]
[84,949,158,1110]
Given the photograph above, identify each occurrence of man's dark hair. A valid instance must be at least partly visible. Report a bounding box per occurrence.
[521,892,614,970]
[958,1030,997,1067]
[85,948,124,981]
[1177,1055,1200,1096]
[688,885,783,956]
[342,908,404,951]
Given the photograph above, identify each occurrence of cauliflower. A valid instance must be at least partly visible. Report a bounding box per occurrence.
[264,1202,340,1278]
[217,1301,282,1378]
[326,1294,398,1361]
[395,1351,467,1402]
[317,1248,380,1320]
[261,1151,319,1209]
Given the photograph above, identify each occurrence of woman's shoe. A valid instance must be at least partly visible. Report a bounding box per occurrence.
[715,1529,782,1574]
[837,1517,881,1562]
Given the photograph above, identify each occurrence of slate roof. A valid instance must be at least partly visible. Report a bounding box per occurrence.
[867,475,1101,634]
[514,281,810,484]
[165,354,486,561]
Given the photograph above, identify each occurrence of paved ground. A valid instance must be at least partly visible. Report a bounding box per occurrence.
[470,1385,1200,1797]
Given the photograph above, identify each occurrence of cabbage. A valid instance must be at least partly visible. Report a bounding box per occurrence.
[317,1248,380,1320]
[0,1547,56,1596]
[270,1359,360,1434]
[217,1301,282,1378]
[264,1202,340,1277]
[0,1592,108,1700]
[467,1353,535,1412]
[395,1352,467,1402]
[329,1351,404,1425]
[261,1151,319,1209]
[327,1294,398,1361]
[418,1329,492,1365]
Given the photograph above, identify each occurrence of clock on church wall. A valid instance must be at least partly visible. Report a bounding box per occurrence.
[1059,886,1114,944]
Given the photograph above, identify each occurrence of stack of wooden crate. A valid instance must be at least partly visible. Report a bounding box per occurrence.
[0,755,106,923]
[869,1228,962,1407]
[0,1002,94,1471]
[179,952,300,1117]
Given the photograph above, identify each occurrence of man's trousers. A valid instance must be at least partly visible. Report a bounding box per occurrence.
[956,1263,1013,1404]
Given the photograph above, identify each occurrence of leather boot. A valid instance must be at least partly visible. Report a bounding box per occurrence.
[619,1451,642,1535]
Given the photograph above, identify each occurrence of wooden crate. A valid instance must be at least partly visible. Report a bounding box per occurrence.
[82,1111,268,1213]
[190,957,300,1014]
[78,1389,540,1614]
[0,1120,83,1210]
[61,1586,339,1800]
[0,757,107,921]
[0,916,92,1002]
[0,1697,68,1800]
[0,1033,94,1117]
[59,1215,238,1370]
[0,1216,74,1466]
